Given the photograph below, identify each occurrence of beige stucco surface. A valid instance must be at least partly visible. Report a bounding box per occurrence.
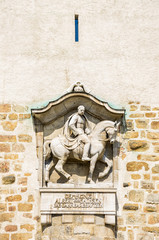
[0,0,159,106]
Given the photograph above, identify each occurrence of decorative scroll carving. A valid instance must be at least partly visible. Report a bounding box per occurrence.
[54,193,103,209]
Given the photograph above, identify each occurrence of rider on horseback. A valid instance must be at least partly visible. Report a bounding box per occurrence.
[63,105,91,161]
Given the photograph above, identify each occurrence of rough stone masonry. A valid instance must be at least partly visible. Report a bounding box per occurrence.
[0,102,159,239]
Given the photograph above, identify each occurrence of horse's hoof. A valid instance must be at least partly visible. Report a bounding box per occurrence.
[68,178,74,184]
[82,157,91,161]
[99,171,108,178]
[87,177,92,183]
[87,180,94,184]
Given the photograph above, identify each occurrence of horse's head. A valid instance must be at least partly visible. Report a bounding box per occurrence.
[106,121,120,144]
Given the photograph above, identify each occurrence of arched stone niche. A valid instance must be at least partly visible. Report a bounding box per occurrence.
[31,83,125,232]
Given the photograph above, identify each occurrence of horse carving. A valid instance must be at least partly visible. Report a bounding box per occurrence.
[44,120,120,184]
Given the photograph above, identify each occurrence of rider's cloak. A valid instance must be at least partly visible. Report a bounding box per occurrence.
[59,113,90,150]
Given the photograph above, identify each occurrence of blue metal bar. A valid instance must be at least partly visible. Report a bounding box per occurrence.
[75,16,79,42]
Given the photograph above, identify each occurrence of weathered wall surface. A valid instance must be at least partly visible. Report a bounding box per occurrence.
[0,0,159,240]
[0,0,159,106]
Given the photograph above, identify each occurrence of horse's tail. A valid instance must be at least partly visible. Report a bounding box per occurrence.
[44,140,52,161]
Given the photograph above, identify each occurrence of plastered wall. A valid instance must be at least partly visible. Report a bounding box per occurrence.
[0,0,159,106]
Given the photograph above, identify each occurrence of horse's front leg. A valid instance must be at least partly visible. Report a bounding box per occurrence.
[87,153,99,183]
[55,157,71,180]
[45,160,54,184]
[45,163,50,183]
[98,155,112,178]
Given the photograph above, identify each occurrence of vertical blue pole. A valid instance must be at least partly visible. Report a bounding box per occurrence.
[75,15,79,42]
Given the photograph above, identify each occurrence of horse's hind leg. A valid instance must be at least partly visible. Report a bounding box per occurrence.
[87,153,98,183]
[45,160,54,183]
[55,157,71,180]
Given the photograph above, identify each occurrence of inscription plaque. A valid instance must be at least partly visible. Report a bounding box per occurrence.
[54,193,103,209]
[40,188,116,215]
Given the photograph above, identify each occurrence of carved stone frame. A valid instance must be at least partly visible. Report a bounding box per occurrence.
[31,89,125,228]
[32,91,125,187]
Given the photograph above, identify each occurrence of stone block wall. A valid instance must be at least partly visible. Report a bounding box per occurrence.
[118,102,159,240]
[0,102,159,240]
[0,104,40,240]
[42,215,115,240]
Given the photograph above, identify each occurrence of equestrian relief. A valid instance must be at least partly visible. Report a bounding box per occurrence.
[44,105,120,185]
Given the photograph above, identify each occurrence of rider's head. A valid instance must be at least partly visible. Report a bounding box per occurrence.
[78,105,85,115]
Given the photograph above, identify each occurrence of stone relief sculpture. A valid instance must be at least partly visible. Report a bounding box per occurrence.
[32,82,125,186]
[31,82,125,226]
[44,105,120,184]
